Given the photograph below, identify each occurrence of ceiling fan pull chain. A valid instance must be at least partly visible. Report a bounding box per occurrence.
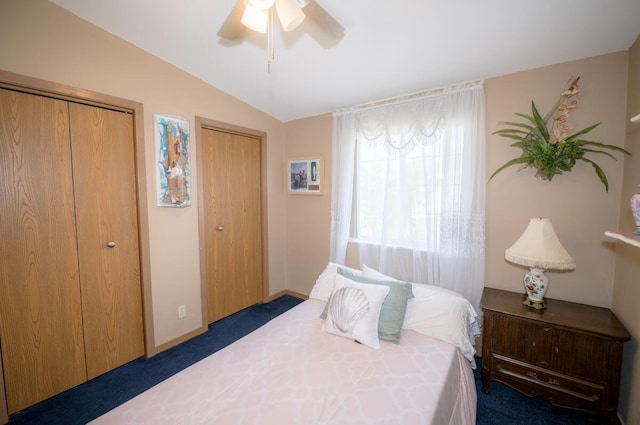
[268,6,275,73]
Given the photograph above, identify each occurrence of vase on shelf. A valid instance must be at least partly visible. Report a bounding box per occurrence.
[631,188,640,235]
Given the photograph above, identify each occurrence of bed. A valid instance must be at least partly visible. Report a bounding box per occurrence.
[91,264,479,425]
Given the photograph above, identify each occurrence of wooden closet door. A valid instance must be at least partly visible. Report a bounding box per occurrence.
[201,128,263,323]
[68,103,144,379]
[0,89,87,414]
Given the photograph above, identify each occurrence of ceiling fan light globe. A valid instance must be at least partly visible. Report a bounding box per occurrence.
[248,0,275,10]
[276,0,305,31]
[241,3,268,33]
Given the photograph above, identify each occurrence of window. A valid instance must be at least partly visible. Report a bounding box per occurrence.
[330,81,485,309]
[353,129,465,251]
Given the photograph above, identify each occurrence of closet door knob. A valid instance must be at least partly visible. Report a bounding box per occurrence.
[217,226,223,231]
[107,241,116,248]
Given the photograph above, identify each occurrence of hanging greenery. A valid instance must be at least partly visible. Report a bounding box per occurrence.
[490,77,630,191]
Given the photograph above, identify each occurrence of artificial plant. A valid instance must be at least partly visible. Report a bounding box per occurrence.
[490,77,630,191]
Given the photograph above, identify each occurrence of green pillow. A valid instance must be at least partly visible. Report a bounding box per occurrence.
[321,267,414,344]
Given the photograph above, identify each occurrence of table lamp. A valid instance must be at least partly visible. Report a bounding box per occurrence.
[505,218,575,309]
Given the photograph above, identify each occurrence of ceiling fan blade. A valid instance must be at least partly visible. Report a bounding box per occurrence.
[301,0,344,41]
[217,0,247,41]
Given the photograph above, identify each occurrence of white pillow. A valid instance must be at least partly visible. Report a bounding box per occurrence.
[361,264,389,280]
[322,274,390,349]
[409,281,469,301]
[361,264,480,365]
[310,262,362,301]
[403,288,480,365]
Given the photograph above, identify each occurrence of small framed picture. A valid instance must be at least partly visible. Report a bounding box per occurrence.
[287,157,323,195]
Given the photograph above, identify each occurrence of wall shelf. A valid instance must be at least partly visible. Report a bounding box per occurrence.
[605,231,640,248]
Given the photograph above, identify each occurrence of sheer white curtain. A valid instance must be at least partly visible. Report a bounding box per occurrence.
[330,81,485,310]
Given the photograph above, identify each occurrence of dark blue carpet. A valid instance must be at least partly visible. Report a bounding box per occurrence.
[8,294,602,424]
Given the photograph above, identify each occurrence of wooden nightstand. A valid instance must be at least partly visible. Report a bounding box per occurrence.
[481,287,631,424]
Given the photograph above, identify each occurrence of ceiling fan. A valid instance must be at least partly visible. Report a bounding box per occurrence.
[217,0,344,44]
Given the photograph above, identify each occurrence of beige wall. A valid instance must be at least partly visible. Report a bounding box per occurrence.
[485,52,629,307]
[283,114,334,295]
[613,34,640,425]
[0,0,288,348]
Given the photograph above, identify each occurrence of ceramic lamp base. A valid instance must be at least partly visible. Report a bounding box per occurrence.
[523,267,549,310]
[522,298,547,310]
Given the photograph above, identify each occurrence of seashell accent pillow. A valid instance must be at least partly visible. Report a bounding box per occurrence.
[322,274,390,349]
[335,267,413,344]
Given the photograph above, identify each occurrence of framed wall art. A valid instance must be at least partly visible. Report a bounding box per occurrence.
[155,114,191,207]
[287,157,323,195]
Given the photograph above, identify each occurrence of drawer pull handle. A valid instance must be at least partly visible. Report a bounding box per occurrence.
[526,372,560,387]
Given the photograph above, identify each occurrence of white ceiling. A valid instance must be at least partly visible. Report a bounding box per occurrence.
[50,0,640,122]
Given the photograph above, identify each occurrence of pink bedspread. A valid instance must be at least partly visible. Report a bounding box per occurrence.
[91,299,476,425]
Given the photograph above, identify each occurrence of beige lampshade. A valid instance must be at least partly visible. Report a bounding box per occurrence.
[505,218,576,270]
[241,3,268,33]
[249,0,275,9]
[276,0,305,31]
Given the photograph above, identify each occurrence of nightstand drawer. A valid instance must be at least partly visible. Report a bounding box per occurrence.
[490,313,610,382]
[491,353,605,410]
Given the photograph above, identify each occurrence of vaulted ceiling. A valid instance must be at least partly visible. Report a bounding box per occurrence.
[50,0,640,122]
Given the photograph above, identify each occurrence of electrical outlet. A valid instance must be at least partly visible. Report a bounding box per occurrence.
[177,304,187,319]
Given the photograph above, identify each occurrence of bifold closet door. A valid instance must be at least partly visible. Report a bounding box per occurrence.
[0,90,144,414]
[0,89,87,413]
[68,103,144,379]
[200,128,263,323]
